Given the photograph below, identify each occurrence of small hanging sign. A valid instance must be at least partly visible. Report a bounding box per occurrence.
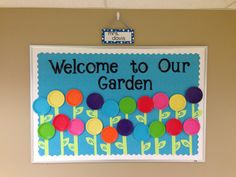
[102,29,134,44]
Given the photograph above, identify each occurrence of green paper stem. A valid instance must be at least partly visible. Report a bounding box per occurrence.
[192,104,195,118]
[73,106,76,119]
[95,110,98,118]
[73,107,81,155]
[45,139,49,156]
[172,136,176,155]
[125,114,128,119]
[175,111,178,119]
[39,115,44,124]
[154,138,159,155]
[122,136,127,155]
[143,113,147,125]
[60,131,64,156]
[141,140,145,155]
[154,110,163,155]
[55,107,59,115]
[190,104,195,155]
[107,143,111,155]
[93,135,97,155]
[74,135,78,155]
[159,110,162,122]
[189,135,192,155]
[106,117,113,155]
[109,117,113,127]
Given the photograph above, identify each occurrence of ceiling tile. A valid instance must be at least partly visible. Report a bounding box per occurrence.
[0,0,105,8]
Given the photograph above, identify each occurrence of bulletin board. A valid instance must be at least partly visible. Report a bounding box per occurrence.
[30,46,207,163]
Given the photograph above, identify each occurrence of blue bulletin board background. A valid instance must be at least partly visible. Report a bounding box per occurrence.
[31,46,207,162]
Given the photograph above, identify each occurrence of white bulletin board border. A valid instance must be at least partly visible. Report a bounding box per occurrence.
[30,46,207,163]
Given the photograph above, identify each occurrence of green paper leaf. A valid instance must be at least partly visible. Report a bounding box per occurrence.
[158,141,166,149]
[86,137,94,146]
[144,142,151,151]
[176,141,181,151]
[112,116,121,124]
[86,110,96,118]
[161,112,171,119]
[115,142,124,149]
[38,141,45,149]
[181,139,191,147]
[178,110,187,118]
[68,143,75,151]
[75,107,84,115]
[42,114,53,123]
[193,110,202,118]
[100,144,108,152]
[136,115,145,123]
[63,138,69,147]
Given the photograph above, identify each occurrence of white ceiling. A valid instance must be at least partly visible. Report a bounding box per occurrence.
[0,0,236,9]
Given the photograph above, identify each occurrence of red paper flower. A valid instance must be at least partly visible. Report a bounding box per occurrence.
[137,96,154,113]
[166,118,183,136]
[52,114,70,131]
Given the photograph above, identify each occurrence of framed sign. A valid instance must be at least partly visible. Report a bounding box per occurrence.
[30,46,207,163]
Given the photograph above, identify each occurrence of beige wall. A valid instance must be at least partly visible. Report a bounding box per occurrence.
[0,8,235,177]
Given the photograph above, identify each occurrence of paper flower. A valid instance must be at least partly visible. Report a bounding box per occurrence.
[166,118,182,136]
[101,126,118,143]
[68,119,84,155]
[185,87,203,104]
[86,93,104,110]
[86,118,103,155]
[68,119,84,136]
[100,126,118,155]
[153,93,169,110]
[149,121,165,138]
[52,114,70,155]
[170,94,186,112]
[101,100,119,118]
[149,120,166,155]
[136,96,153,124]
[169,94,187,119]
[115,119,134,155]
[86,118,103,135]
[117,119,134,136]
[181,87,203,155]
[152,93,169,154]
[66,89,83,106]
[153,92,170,121]
[183,118,200,135]
[133,123,150,155]
[100,100,120,155]
[53,114,70,131]
[66,89,84,155]
[181,118,200,155]
[116,97,136,155]
[137,96,154,113]
[33,97,51,116]
[136,96,153,154]
[166,118,183,155]
[66,89,84,118]
[47,90,65,115]
[38,122,55,156]
[33,97,53,125]
[86,93,104,120]
[119,96,136,117]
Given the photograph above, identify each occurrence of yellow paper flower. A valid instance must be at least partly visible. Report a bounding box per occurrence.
[47,90,65,108]
[86,118,103,135]
[169,94,186,111]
